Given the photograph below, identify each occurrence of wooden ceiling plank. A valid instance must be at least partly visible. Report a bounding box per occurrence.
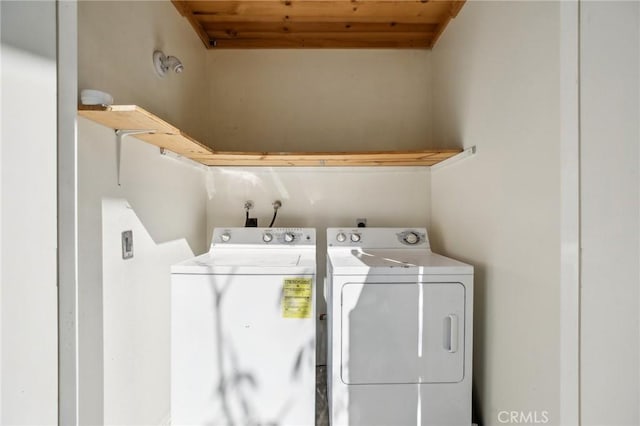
[185,0,449,3]
[207,31,434,41]
[211,37,431,48]
[202,21,440,33]
[189,1,451,24]
[196,15,445,24]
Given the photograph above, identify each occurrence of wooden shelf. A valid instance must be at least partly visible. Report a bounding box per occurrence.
[78,105,213,157]
[78,104,462,167]
[195,150,461,166]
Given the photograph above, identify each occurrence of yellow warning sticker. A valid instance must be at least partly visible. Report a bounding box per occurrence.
[282,278,312,319]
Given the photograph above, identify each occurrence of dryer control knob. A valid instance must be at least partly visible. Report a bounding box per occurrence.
[350,233,361,242]
[263,233,273,242]
[284,232,295,243]
[404,232,420,245]
[336,232,346,242]
[221,233,231,242]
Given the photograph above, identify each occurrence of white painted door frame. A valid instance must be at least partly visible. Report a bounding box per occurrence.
[57,0,79,424]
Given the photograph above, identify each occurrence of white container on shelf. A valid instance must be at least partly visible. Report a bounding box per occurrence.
[80,89,113,106]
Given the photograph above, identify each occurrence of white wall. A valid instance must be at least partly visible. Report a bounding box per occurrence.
[206,166,431,363]
[206,50,432,152]
[78,118,207,425]
[78,1,209,424]
[101,198,196,426]
[580,3,640,425]
[0,1,58,424]
[204,47,436,365]
[430,2,561,424]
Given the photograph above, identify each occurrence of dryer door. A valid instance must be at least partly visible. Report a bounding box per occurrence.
[340,282,465,384]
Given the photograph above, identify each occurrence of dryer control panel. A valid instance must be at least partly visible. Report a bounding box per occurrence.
[327,227,430,249]
[212,227,316,248]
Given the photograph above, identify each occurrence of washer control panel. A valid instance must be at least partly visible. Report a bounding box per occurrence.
[327,228,429,249]
[213,227,315,247]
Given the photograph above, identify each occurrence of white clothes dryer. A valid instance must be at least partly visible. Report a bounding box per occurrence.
[171,228,316,426]
[326,228,473,426]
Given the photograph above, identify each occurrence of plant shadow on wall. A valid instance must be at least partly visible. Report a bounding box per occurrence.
[207,273,315,426]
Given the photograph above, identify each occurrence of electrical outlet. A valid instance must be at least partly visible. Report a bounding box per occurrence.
[356,218,367,228]
[122,230,133,259]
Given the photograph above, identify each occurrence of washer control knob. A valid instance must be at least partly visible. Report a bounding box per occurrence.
[263,233,273,242]
[221,233,231,242]
[284,232,295,243]
[350,233,361,243]
[404,232,420,245]
[336,232,347,242]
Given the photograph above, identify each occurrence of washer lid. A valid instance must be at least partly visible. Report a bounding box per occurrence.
[171,249,316,275]
[328,248,473,275]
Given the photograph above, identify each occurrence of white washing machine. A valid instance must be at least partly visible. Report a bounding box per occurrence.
[326,228,473,426]
[171,227,316,426]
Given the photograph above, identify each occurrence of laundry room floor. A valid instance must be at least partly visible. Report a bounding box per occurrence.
[316,366,329,426]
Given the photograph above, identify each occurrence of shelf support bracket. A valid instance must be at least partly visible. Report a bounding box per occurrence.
[115,129,156,186]
[430,145,477,171]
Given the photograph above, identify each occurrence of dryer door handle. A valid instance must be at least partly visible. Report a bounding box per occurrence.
[443,314,459,353]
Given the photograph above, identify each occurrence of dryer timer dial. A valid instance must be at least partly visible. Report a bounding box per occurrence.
[404,232,420,245]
